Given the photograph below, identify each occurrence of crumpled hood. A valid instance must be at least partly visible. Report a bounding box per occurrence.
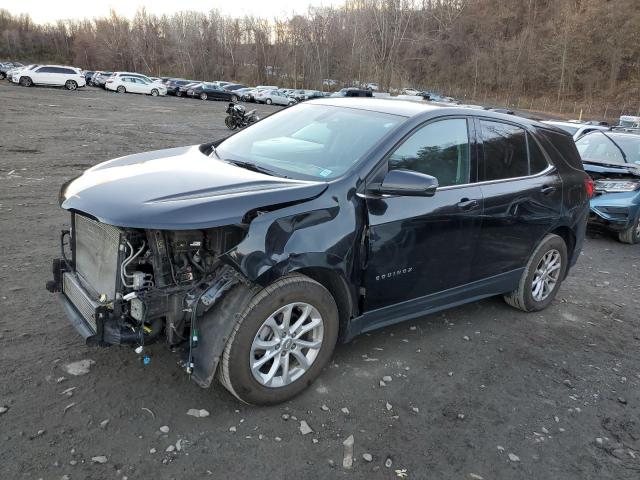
[61,145,327,229]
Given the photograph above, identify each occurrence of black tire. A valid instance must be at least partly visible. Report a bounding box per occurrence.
[265,98,272,105]
[65,80,77,91]
[504,234,568,312]
[19,76,32,87]
[218,273,339,405]
[116,85,126,93]
[176,90,183,97]
[0,72,6,80]
[618,212,640,244]
[200,92,208,100]
[225,116,237,130]
[151,88,159,96]
[231,94,239,102]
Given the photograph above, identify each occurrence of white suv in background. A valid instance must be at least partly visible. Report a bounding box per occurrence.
[105,75,167,96]
[17,65,86,90]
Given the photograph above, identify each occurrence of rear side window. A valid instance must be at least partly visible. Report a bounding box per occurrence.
[538,129,583,170]
[480,120,528,180]
[528,134,549,174]
[389,118,470,187]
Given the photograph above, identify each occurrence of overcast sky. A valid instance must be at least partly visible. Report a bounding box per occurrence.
[2,0,346,24]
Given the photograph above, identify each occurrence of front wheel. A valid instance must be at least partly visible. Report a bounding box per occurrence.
[200,92,208,100]
[224,115,237,130]
[504,233,568,312]
[218,274,339,405]
[618,212,640,244]
[19,76,32,87]
[265,98,272,105]
[231,94,239,102]
[0,72,6,80]
[65,80,77,91]
[151,88,159,96]
[116,85,126,93]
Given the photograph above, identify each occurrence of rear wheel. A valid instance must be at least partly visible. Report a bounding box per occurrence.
[225,115,237,130]
[618,212,640,244]
[151,88,159,96]
[200,92,208,100]
[176,90,183,97]
[504,234,568,312]
[265,98,272,105]
[0,72,6,80]
[65,80,77,91]
[19,76,32,87]
[116,85,126,93]
[218,274,339,405]
[231,94,239,102]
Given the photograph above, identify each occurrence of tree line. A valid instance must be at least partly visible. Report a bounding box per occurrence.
[1,0,638,110]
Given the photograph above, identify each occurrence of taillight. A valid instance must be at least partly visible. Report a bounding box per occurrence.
[584,175,595,198]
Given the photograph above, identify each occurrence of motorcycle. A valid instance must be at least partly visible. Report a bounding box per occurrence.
[225,103,259,130]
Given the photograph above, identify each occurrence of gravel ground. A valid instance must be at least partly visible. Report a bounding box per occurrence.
[0,83,639,480]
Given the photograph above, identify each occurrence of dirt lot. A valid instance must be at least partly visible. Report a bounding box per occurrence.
[1,83,639,480]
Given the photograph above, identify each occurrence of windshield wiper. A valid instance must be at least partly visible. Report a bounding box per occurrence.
[223,159,287,178]
[600,132,628,164]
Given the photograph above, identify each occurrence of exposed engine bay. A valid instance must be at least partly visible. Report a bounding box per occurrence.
[49,213,248,374]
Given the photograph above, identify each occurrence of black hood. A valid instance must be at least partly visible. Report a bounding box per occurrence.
[61,145,327,229]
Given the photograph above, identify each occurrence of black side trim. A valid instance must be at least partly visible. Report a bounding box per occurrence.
[346,268,523,340]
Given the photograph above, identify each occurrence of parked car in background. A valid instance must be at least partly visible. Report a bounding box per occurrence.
[618,116,640,129]
[190,82,242,101]
[223,84,247,91]
[255,89,297,106]
[574,130,640,243]
[48,100,590,405]
[83,71,95,84]
[365,82,379,91]
[105,75,166,96]
[111,72,164,86]
[17,65,86,90]
[0,61,23,79]
[164,79,196,96]
[331,88,373,98]
[401,88,420,96]
[93,72,114,88]
[322,78,338,87]
[176,82,202,97]
[234,87,255,101]
[542,120,610,140]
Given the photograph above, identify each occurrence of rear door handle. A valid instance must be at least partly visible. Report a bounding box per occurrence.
[540,185,556,195]
[457,198,479,211]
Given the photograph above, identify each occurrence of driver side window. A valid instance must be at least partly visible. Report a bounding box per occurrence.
[388,119,470,187]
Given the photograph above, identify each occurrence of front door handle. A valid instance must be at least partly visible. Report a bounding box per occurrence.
[457,198,479,211]
[540,185,556,195]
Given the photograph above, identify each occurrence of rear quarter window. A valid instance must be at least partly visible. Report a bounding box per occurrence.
[537,128,583,170]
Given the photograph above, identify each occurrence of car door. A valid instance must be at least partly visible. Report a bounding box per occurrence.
[363,117,483,311]
[472,118,563,281]
[31,66,51,84]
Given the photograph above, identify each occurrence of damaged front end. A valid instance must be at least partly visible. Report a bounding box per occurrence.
[584,163,640,232]
[47,212,250,382]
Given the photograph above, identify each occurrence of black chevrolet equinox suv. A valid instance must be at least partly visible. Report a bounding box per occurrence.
[47,99,591,404]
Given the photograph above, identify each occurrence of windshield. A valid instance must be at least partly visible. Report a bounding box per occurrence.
[576,132,640,166]
[215,104,405,180]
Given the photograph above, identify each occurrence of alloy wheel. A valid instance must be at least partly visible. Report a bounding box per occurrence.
[250,302,324,388]
[531,249,561,302]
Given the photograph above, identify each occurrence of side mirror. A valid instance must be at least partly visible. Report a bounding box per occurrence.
[369,169,438,197]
